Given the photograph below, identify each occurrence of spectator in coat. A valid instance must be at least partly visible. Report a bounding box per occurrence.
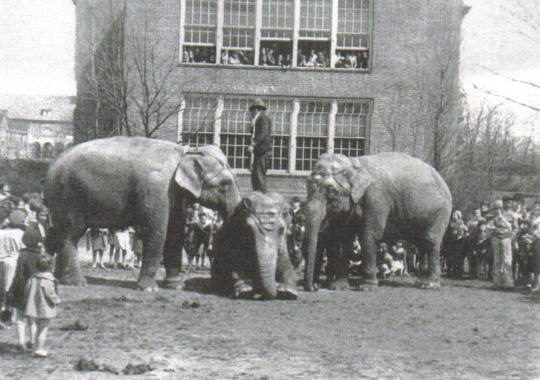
[0,209,27,319]
[488,200,514,289]
[287,197,305,269]
[24,254,61,357]
[26,207,50,244]
[7,228,42,350]
[248,99,272,193]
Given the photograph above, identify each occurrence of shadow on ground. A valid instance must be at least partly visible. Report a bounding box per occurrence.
[85,276,138,290]
[182,276,213,295]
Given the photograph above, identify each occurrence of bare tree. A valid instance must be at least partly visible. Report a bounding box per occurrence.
[128,18,184,138]
[412,0,463,173]
[76,1,131,141]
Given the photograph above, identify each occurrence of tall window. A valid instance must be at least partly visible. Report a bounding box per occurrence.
[179,94,370,171]
[220,98,252,169]
[265,98,292,170]
[336,0,369,68]
[260,0,294,66]
[183,0,218,63]
[182,96,217,146]
[222,0,256,64]
[180,0,372,70]
[334,102,368,156]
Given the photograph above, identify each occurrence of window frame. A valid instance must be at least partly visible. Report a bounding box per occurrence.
[179,0,373,71]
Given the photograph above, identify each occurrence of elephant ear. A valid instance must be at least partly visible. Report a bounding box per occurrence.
[348,166,373,204]
[174,153,203,198]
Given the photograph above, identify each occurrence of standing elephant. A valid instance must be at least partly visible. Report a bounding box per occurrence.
[211,192,298,300]
[303,152,452,291]
[44,136,241,291]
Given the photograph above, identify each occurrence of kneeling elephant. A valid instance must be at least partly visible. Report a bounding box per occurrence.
[211,192,298,300]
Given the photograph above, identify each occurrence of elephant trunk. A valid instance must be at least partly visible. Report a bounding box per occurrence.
[303,196,327,291]
[248,219,279,299]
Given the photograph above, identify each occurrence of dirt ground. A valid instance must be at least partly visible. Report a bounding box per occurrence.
[1,258,539,380]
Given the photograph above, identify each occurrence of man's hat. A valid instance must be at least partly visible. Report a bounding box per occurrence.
[249,98,267,111]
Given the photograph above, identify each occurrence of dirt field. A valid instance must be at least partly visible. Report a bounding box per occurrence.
[1,262,539,380]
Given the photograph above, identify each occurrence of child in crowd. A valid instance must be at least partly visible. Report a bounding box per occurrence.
[24,254,61,357]
[7,228,43,350]
[113,228,132,269]
[87,228,107,268]
[392,241,408,276]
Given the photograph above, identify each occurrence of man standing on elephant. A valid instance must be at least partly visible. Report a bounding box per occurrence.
[248,99,272,193]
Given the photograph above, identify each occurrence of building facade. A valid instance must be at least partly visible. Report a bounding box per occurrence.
[0,96,74,160]
[74,0,466,197]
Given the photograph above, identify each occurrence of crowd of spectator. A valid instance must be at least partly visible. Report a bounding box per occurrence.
[182,45,369,69]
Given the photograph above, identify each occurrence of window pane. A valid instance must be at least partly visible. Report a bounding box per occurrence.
[270,136,289,170]
[334,101,368,158]
[186,0,218,26]
[263,98,292,135]
[262,0,294,29]
[182,133,214,147]
[337,0,369,34]
[183,96,217,133]
[296,137,327,171]
[334,138,365,157]
[222,28,254,48]
[221,98,251,134]
[297,101,330,136]
[300,0,331,31]
[334,102,368,137]
[224,0,256,27]
[220,134,251,169]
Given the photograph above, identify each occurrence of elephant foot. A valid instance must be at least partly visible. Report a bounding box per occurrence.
[137,277,160,292]
[328,278,350,291]
[356,278,378,291]
[162,276,184,290]
[304,282,320,292]
[233,281,254,299]
[415,280,441,289]
[277,284,298,300]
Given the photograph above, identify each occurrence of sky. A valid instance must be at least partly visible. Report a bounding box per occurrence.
[0,0,538,140]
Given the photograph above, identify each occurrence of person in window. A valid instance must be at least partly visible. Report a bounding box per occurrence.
[248,99,272,193]
[306,50,318,67]
[298,52,307,67]
[345,52,357,69]
[334,51,345,68]
[221,49,229,64]
[267,48,276,65]
[317,51,328,67]
[229,52,242,65]
[261,48,268,65]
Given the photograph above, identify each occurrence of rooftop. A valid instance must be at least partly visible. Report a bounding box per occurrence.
[0,94,75,123]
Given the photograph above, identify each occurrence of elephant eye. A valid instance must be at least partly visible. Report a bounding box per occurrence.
[219,180,231,191]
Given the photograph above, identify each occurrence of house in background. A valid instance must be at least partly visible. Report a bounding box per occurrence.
[0,95,75,160]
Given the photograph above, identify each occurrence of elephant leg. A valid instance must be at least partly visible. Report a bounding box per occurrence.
[415,236,442,289]
[138,214,169,291]
[162,200,187,289]
[53,213,87,286]
[329,236,352,291]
